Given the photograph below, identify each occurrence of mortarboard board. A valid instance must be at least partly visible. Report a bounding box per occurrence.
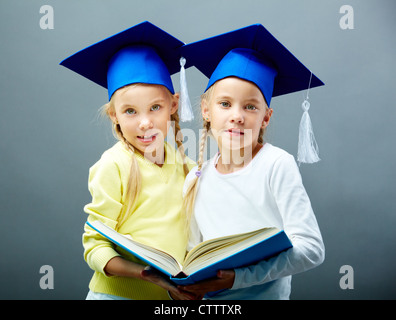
[181,23,324,106]
[60,21,185,101]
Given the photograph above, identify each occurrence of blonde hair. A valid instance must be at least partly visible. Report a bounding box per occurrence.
[183,83,267,229]
[102,84,189,230]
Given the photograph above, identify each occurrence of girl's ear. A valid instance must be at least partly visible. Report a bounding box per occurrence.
[170,93,179,115]
[262,108,273,128]
[108,108,118,124]
[201,99,210,122]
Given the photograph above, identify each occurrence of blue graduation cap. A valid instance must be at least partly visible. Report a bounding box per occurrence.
[60,21,194,119]
[181,23,324,163]
[181,23,324,107]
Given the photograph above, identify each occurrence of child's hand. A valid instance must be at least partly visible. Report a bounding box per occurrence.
[178,269,235,297]
[140,266,201,300]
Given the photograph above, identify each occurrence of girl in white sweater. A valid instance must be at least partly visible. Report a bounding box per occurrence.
[180,24,325,299]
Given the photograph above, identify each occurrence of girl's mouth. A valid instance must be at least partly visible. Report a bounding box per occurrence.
[227,128,244,136]
[137,133,158,143]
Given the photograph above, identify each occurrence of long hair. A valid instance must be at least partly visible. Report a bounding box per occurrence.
[102,84,189,230]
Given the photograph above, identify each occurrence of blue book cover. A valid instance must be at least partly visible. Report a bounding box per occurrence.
[170,230,292,285]
[86,220,293,285]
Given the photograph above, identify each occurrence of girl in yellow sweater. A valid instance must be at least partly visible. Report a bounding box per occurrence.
[60,21,195,300]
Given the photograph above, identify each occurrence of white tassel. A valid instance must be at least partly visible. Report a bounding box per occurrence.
[297,99,320,164]
[179,57,194,122]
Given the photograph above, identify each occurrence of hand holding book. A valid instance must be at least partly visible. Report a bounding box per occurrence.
[178,269,235,298]
[140,266,200,300]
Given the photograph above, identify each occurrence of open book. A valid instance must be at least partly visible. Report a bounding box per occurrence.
[87,220,292,285]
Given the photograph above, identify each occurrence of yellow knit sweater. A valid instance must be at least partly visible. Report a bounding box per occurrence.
[83,141,195,299]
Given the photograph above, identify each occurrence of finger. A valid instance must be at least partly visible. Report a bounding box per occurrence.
[141,271,175,291]
[217,270,233,278]
[178,277,220,291]
[140,269,152,278]
[169,286,197,300]
[178,284,210,295]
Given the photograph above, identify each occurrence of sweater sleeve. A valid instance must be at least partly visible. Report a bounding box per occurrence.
[232,153,325,290]
[82,155,124,276]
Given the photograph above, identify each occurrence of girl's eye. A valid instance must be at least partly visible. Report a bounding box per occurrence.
[220,101,230,108]
[151,104,161,111]
[126,108,136,115]
[245,104,257,111]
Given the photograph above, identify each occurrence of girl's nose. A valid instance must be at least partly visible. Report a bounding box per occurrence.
[230,109,244,124]
[139,117,154,130]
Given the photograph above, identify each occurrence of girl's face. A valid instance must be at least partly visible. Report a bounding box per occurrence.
[110,84,178,158]
[202,77,272,154]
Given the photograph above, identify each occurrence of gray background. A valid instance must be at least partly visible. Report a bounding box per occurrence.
[0,0,395,300]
